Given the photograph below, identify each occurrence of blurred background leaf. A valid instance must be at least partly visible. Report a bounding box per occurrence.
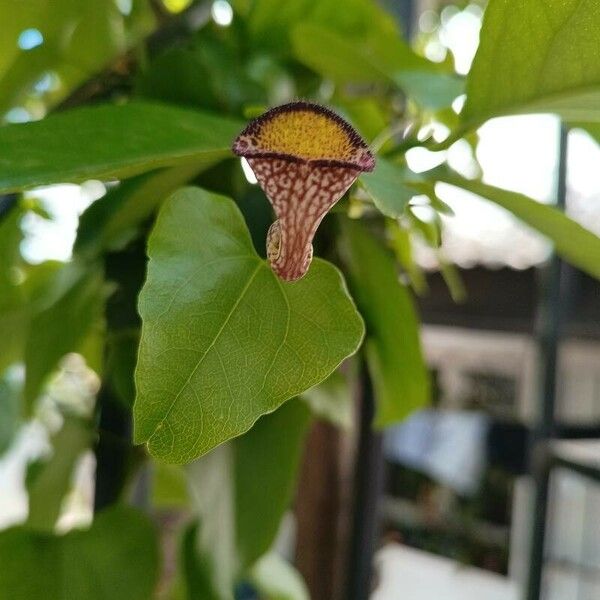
[0,0,155,118]
[0,103,242,193]
[184,400,310,598]
[248,552,310,600]
[134,189,363,462]
[1,1,600,599]
[26,416,92,531]
[359,158,418,218]
[437,168,600,280]
[343,220,430,427]
[0,505,159,600]
[0,368,22,456]
[24,264,105,411]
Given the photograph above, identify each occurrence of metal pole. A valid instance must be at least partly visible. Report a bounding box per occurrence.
[553,458,600,485]
[345,363,386,600]
[525,123,569,600]
[343,4,415,598]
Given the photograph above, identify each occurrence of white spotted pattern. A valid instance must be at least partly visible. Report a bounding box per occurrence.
[248,158,359,281]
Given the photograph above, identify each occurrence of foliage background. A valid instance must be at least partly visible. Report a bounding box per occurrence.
[1,0,600,598]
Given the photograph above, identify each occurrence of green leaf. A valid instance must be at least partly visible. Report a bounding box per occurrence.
[387,221,428,296]
[104,330,139,410]
[152,462,189,509]
[359,158,417,218]
[134,187,363,463]
[25,264,105,409]
[291,22,438,94]
[0,367,22,455]
[0,1,155,116]
[0,260,68,377]
[291,23,388,84]
[574,122,600,145]
[234,400,311,567]
[438,255,467,304]
[301,369,354,429]
[395,71,464,111]
[343,220,430,426]
[463,0,600,125]
[0,203,23,295]
[181,521,227,600]
[0,302,27,375]
[289,4,458,109]
[75,164,208,257]
[0,3,47,81]
[0,206,27,373]
[408,207,442,248]
[135,29,264,114]
[135,45,222,112]
[248,553,309,600]
[246,0,409,58]
[436,170,600,280]
[77,316,105,375]
[185,449,236,600]
[341,99,389,145]
[26,416,92,532]
[0,505,159,600]
[184,401,311,598]
[0,102,242,194]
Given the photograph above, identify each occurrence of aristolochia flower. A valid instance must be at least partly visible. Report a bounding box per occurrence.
[233,101,375,281]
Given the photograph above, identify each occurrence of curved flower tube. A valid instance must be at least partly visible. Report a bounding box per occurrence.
[233,101,375,281]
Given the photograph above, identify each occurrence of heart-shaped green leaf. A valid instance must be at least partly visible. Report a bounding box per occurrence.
[134,187,363,463]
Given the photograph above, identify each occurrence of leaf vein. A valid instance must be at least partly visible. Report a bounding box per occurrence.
[148,261,262,445]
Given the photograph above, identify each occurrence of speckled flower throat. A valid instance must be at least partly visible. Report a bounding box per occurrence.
[232,102,375,281]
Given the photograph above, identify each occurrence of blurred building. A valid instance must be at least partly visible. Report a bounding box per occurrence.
[381,264,600,599]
